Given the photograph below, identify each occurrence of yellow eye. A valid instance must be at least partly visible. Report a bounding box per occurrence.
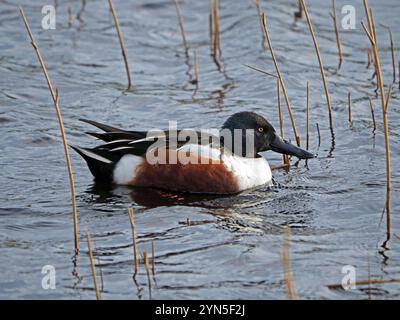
[258,127,264,133]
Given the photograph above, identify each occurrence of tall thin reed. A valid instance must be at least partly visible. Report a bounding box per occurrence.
[67,1,73,28]
[193,49,199,85]
[368,97,376,131]
[151,239,156,276]
[261,12,301,147]
[331,0,342,70]
[19,7,78,255]
[86,232,101,300]
[361,23,374,49]
[244,64,277,78]
[282,226,297,299]
[77,0,87,23]
[385,26,396,84]
[277,79,289,166]
[300,0,334,130]
[306,81,310,150]
[277,79,284,148]
[385,85,393,115]
[173,0,189,56]
[316,123,321,147]
[97,257,104,292]
[255,0,266,47]
[367,255,372,300]
[144,251,152,298]
[294,0,303,19]
[209,0,214,53]
[367,48,372,69]
[389,28,396,84]
[108,0,133,89]
[362,0,391,243]
[348,92,352,123]
[128,207,139,276]
[213,0,221,60]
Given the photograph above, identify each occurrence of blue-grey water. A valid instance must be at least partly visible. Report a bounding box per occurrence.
[1,0,400,299]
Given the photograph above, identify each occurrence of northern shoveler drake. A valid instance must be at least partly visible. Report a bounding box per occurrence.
[72,112,313,194]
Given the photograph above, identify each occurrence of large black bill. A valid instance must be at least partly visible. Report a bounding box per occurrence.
[270,135,314,159]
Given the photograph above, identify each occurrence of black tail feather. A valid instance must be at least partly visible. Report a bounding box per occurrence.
[70,145,116,182]
[85,131,147,142]
[79,118,126,133]
[85,131,106,140]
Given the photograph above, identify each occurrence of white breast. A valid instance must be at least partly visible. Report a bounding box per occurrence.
[222,153,272,191]
[178,144,273,191]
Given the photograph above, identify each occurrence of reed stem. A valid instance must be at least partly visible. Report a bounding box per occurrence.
[282,226,297,299]
[67,1,73,28]
[86,232,101,300]
[348,92,352,123]
[173,0,189,56]
[331,0,342,70]
[294,0,303,19]
[367,48,372,69]
[77,0,87,23]
[19,6,79,255]
[367,254,372,300]
[277,79,289,166]
[386,26,396,84]
[261,12,301,147]
[193,49,199,85]
[362,0,391,243]
[384,85,393,115]
[108,0,133,89]
[316,123,321,147]
[151,239,156,276]
[306,81,310,150]
[255,0,266,47]
[213,0,220,60]
[300,0,333,130]
[144,251,152,298]
[128,207,139,276]
[361,22,375,47]
[244,64,277,78]
[209,0,214,53]
[368,97,376,131]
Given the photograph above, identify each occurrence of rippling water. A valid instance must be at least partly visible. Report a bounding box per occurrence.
[1,0,400,299]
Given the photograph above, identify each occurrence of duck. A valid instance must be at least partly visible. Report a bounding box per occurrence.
[71,111,313,194]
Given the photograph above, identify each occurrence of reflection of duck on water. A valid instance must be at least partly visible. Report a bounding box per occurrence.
[85,182,231,209]
[85,182,314,235]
